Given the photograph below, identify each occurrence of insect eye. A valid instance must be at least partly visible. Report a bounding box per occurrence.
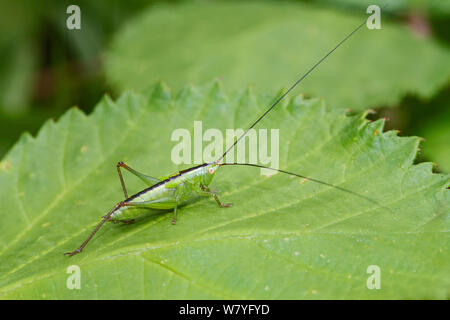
[208,168,214,174]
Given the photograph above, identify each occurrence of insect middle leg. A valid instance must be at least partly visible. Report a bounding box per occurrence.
[200,185,232,208]
[121,196,180,225]
[172,201,179,225]
[171,186,182,225]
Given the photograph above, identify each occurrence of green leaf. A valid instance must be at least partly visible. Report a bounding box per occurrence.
[0,83,448,299]
[105,1,450,111]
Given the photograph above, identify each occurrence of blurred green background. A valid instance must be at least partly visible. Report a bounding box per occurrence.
[0,0,449,170]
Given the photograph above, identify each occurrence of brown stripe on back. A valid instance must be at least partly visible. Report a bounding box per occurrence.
[124,163,209,202]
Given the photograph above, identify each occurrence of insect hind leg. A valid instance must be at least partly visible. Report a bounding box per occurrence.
[116,161,161,198]
[111,219,135,224]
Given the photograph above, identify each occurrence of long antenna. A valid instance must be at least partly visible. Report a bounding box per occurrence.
[220,163,394,214]
[214,18,367,163]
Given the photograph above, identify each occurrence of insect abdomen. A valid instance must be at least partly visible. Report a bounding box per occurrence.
[110,184,175,221]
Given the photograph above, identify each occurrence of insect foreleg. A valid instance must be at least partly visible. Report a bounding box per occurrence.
[117,161,161,198]
[200,185,232,208]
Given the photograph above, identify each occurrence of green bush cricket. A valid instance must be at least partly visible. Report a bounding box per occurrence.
[65,18,389,257]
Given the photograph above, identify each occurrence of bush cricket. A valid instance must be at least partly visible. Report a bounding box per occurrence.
[65,17,389,257]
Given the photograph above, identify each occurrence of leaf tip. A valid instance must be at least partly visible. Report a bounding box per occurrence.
[150,80,172,101]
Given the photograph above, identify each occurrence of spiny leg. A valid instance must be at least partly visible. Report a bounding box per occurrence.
[112,219,135,224]
[65,199,162,257]
[65,202,125,257]
[200,185,232,208]
[117,161,161,198]
[117,162,129,198]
